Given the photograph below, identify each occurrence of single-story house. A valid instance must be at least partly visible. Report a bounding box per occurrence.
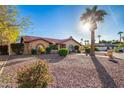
[95,43,118,51]
[21,36,82,54]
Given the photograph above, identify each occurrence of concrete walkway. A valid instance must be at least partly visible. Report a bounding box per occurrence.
[113,52,124,60]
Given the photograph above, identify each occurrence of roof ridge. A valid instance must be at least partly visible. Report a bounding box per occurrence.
[22,35,81,45]
[23,35,68,40]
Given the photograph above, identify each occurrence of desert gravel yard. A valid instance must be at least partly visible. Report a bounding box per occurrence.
[0,53,124,88]
[48,54,124,88]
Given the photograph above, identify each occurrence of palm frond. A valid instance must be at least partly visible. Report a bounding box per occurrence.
[92,6,98,12]
[80,13,90,22]
[86,8,91,13]
[98,35,101,37]
[96,10,107,16]
[118,31,123,34]
[80,6,107,24]
[96,16,104,22]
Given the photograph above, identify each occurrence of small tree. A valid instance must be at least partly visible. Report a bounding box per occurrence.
[0,5,31,55]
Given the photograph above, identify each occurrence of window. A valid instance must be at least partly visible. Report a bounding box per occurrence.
[69,45,74,52]
[60,44,66,48]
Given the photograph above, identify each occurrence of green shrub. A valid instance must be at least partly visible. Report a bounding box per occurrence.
[74,45,80,53]
[114,47,120,53]
[17,60,53,88]
[84,45,90,49]
[95,47,99,51]
[85,48,90,53]
[11,43,24,55]
[114,43,124,53]
[118,43,124,48]
[49,45,58,50]
[45,47,51,54]
[31,49,37,55]
[58,48,69,56]
[45,45,58,54]
[77,50,81,53]
[74,45,79,51]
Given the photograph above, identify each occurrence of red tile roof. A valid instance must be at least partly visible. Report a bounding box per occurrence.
[22,36,41,43]
[22,36,81,45]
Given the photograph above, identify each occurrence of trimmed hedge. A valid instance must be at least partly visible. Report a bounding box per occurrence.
[17,60,53,88]
[11,43,24,55]
[58,48,69,56]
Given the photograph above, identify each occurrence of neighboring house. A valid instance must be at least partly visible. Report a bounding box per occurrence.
[22,36,82,54]
[95,43,118,51]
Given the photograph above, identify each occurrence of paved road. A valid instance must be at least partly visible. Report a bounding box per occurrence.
[113,52,124,60]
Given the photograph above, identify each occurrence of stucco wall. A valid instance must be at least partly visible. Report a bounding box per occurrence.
[23,39,81,54]
[24,39,50,54]
[63,39,81,49]
[23,43,30,54]
[29,40,49,48]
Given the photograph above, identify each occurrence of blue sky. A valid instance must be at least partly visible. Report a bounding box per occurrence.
[17,5,124,42]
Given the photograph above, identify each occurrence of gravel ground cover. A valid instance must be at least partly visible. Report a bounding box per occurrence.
[0,53,124,88]
[0,55,37,88]
[48,54,124,88]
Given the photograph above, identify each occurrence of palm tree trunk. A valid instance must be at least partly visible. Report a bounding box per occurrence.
[99,37,100,43]
[90,30,95,56]
[120,34,121,42]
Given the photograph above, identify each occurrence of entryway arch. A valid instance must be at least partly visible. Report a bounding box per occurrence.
[36,43,45,54]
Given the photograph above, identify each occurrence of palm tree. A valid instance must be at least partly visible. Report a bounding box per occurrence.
[84,40,87,45]
[97,35,101,43]
[118,31,123,42]
[80,6,107,56]
[80,38,83,44]
[87,40,89,44]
